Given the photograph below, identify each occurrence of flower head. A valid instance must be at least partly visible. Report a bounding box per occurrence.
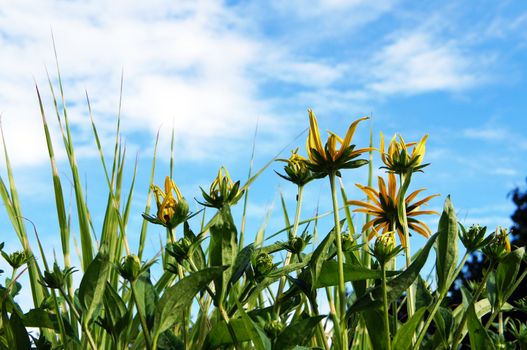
[380,133,429,174]
[349,173,439,247]
[276,148,314,186]
[143,176,189,229]
[306,109,371,177]
[200,167,244,208]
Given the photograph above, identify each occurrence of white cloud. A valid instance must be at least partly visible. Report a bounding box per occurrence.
[0,1,281,167]
[463,127,508,141]
[368,32,478,94]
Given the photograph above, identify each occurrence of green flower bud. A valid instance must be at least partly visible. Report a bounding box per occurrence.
[275,148,314,186]
[459,224,488,252]
[167,237,193,264]
[253,253,275,281]
[1,250,30,269]
[373,232,401,265]
[264,319,283,339]
[200,167,244,209]
[341,233,356,252]
[118,255,142,282]
[40,263,76,289]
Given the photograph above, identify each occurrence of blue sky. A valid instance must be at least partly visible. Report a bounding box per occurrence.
[1,1,527,298]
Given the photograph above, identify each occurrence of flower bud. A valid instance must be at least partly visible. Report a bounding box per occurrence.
[118,255,142,282]
[200,167,244,208]
[459,224,488,252]
[40,263,76,289]
[252,253,275,282]
[1,250,30,269]
[276,148,314,186]
[166,237,193,264]
[264,319,283,339]
[143,176,189,230]
[373,232,401,265]
[341,233,356,252]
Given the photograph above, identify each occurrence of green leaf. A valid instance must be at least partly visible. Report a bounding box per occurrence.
[209,206,238,306]
[8,312,30,350]
[415,276,433,311]
[204,319,252,349]
[392,307,427,350]
[23,308,78,340]
[315,260,397,288]
[236,300,271,350]
[229,244,254,286]
[347,232,438,315]
[433,306,453,348]
[465,299,495,349]
[309,220,344,288]
[153,267,224,341]
[135,271,157,330]
[495,247,525,307]
[273,315,325,350]
[435,196,458,293]
[78,250,110,324]
[362,308,388,350]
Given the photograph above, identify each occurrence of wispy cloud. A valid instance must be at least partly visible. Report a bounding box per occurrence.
[367,32,478,95]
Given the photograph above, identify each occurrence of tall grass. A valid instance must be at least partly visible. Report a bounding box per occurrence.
[0,63,525,350]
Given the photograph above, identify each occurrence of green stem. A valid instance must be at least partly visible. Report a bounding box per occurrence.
[219,305,242,350]
[485,269,527,330]
[329,172,348,349]
[399,173,415,324]
[59,287,99,350]
[415,251,470,349]
[451,260,496,349]
[131,282,153,350]
[381,263,392,350]
[276,185,304,315]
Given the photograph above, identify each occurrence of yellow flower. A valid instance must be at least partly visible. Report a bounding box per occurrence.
[348,173,439,247]
[201,166,244,208]
[380,132,429,174]
[306,109,372,177]
[276,148,313,186]
[143,176,189,229]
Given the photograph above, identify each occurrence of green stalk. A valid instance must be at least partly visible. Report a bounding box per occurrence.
[381,263,392,350]
[485,268,527,330]
[275,185,304,314]
[398,172,415,322]
[451,260,496,349]
[219,305,242,350]
[131,281,153,350]
[329,172,348,349]
[59,286,98,350]
[415,251,470,349]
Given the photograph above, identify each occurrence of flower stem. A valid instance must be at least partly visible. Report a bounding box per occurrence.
[131,281,153,350]
[451,260,496,349]
[276,185,304,315]
[399,173,415,323]
[381,263,392,350]
[329,172,348,349]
